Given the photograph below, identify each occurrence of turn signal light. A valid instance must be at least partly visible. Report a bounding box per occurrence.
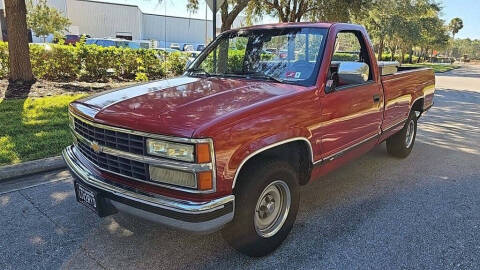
[197,171,213,190]
[196,143,211,163]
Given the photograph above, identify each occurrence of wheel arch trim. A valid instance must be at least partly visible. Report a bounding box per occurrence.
[232,137,314,189]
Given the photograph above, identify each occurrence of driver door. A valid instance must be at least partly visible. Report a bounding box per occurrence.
[320,31,383,160]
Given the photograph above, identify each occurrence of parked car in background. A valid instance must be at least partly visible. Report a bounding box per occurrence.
[85,38,126,47]
[85,38,98,45]
[154,47,179,61]
[155,47,178,53]
[196,44,205,51]
[183,44,195,51]
[64,35,81,45]
[128,40,150,49]
[63,22,435,257]
[170,43,181,50]
[53,34,90,45]
[86,38,150,49]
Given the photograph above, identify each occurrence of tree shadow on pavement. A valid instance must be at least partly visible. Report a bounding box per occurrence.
[436,65,480,78]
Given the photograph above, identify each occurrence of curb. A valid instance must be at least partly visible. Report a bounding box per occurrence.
[0,156,66,182]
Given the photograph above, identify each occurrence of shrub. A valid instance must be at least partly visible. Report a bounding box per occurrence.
[30,43,80,80]
[135,72,148,82]
[0,41,181,82]
[333,52,358,61]
[0,42,9,78]
[163,51,188,76]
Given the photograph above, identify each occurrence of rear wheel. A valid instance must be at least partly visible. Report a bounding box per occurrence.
[221,160,299,257]
[386,110,417,158]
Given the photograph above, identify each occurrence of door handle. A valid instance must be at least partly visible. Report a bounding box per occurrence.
[373,94,381,103]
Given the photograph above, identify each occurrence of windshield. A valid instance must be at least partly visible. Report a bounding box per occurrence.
[187,27,328,86]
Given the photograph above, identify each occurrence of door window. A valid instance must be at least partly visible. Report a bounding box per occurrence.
[329,31,373,89]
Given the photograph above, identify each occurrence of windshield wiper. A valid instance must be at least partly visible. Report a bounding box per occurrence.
[186,67,212,77]
[246,74,285,83]
[224,72,285,83]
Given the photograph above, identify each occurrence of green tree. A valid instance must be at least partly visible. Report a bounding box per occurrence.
[246,0,371,23]
[26,0,71,42]
[448,17,463,39]
[359,0,448,63]
[452,38,480,59]
[187,0,250,32]
[187,0,250,73]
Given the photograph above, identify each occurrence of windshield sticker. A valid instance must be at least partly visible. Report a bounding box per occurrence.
[285,71,302,79]
[285,71,296,78]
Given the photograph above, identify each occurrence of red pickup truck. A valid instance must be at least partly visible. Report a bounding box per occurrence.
[63,23,435,256]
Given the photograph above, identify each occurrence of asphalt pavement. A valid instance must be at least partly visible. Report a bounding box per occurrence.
[1,64,479,270]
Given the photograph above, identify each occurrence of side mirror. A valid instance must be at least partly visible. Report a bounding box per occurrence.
[337,62,369,85]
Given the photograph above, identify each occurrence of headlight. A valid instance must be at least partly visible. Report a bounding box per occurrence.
[147,139,194,162]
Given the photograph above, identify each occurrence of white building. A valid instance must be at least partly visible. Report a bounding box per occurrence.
[0,0,246,47]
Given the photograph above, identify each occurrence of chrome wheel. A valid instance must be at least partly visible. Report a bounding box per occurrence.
[405,119,415,148]
[254,180,291,238]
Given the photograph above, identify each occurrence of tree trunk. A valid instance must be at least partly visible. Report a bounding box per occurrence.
[4,0,34,82]
[377,38,384,61]
[216,1,249,73]
[408,47,413,63]
[390,47,396,61]
[219,0,249,32]
[418,47,424,63]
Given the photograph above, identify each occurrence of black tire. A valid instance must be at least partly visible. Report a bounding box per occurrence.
[221,159,300,257]
[386,110,417,158]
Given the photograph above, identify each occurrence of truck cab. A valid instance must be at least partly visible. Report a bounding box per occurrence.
[63,22,435,257]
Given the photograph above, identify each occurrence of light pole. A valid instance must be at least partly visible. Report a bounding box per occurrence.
[212,0,216,40]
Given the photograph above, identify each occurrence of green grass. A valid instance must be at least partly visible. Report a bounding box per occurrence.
[401,63,460,73]
[0,94,86,166]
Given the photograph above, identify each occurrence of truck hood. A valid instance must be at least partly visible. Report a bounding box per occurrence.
[71,76,301,137]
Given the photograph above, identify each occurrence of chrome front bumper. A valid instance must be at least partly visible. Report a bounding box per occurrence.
[62,145,234,233]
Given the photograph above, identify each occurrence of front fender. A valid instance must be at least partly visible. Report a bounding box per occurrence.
[226,128,313,189]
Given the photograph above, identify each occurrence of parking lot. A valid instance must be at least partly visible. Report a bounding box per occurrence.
[1,65,479,270]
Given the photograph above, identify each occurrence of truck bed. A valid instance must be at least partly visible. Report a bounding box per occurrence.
[380,66,436,133]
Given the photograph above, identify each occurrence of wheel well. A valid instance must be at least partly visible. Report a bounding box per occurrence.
[235,140,313,188]
[412,98,424,112]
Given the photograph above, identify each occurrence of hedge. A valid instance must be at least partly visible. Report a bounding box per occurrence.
[0,42,189,82]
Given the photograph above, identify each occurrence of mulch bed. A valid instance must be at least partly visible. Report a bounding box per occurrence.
[0,79,137,99]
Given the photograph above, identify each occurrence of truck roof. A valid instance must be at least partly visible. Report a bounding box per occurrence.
[228,22,334,32]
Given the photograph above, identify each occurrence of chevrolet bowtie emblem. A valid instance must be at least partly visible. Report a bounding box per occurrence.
[91,141,101,153]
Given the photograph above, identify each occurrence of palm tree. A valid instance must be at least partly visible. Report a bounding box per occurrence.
[448,17,463,40]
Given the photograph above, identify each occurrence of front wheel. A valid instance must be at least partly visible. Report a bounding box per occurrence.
[221,160,299,257]
[386,110,417,158]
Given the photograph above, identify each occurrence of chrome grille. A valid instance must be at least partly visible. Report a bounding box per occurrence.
[74,118,145,155]
[77,140,149,180]
[70,114,217,193]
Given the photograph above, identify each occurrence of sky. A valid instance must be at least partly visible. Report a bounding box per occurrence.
[103,0,480,39]
[440,0,480,39]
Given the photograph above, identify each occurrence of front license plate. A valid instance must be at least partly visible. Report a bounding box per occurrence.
[75,183,98,213]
